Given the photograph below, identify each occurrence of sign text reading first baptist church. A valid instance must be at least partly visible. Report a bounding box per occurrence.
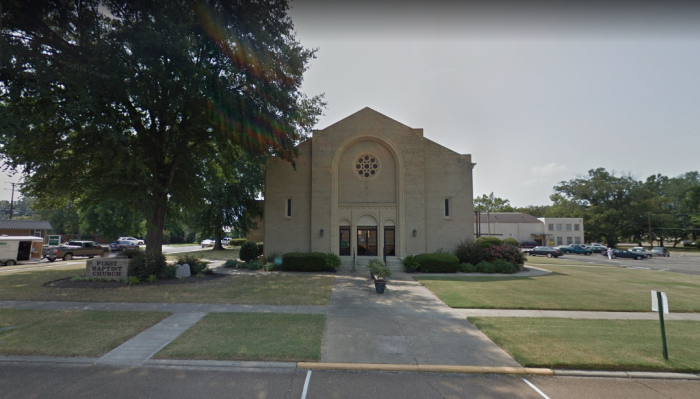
[86,259,129,280]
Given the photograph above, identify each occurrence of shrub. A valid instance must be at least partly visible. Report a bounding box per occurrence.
[453,239,485,265]
[502,237,520,248]
[247,260,263,270]
[263,262,276,271]
[476,236,503,248]
[223,259,241,268]
[414,253,459,273]
[240,241,260,263]
[230,238,246,247]
[279,252,326,272]
[459,263,477,273]
[491,259,517,274]
[122,248,143,259]
[402,254,420,271]
[433,247,447,254]
[476,261,495,274]
[367,259,391,280]
[483,244,525,266]
[146,274,158,283]
[162,265,178,279]
[325,252,341,271]
[128,252,167,280]
[127,276,141,285]
[177,254,208,275]
[257,242,264,255]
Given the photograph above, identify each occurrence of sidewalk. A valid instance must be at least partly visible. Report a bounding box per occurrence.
[320,270,520,367]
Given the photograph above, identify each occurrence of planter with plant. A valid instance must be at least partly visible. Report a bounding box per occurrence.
[325,252,341,272]
[367,259,391,294]
[402,254,419,273]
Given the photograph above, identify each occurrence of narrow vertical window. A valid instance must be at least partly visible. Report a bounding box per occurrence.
[285,198,292,218]
[444,198,450,218]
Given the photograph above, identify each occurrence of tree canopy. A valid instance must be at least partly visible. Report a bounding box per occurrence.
[1,0,324,253]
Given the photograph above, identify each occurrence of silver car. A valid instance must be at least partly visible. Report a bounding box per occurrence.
[651,247,670,257]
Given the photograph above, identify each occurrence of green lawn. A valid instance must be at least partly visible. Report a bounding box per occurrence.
[470,317,700,373]
[165,243,198,247]
[0,309,169,357]
[0,269,334,305]
[416,265,700,312]
[155,313,326,362]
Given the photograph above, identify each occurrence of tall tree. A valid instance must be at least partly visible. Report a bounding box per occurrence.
[188,150,264,250]
[0,0,324,254]
[474,192,515,212]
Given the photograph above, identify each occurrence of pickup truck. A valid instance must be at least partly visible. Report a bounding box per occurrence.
[558,244,593,256]
[43,241,110,262]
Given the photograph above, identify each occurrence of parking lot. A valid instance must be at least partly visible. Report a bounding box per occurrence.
[549,252,700,276]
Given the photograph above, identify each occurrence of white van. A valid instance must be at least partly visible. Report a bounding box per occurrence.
[0,236,45,266]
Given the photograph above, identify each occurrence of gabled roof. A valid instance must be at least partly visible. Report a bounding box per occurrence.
[0,220,53,230]
[320,107,412,130]
[478,213,542,224]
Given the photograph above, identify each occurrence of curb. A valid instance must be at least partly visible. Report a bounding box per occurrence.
[297,362,553,375]
[2,356,698,380]
[553,369,700,380]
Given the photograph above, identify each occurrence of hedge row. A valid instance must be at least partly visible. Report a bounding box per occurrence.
[414,253,459,273]
[280,252,327,272]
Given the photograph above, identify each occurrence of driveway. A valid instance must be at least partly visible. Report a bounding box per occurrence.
[321,270,520,367]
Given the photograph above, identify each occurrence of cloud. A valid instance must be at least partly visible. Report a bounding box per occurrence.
[531,163,569,176]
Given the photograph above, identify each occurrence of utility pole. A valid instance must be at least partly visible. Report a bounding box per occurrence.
[4,182,18,220]
[648,213,653,248]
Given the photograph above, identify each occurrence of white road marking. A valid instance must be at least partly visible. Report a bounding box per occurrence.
[301,370,312,399]
[523,378,550,399]
[658,269,669,272]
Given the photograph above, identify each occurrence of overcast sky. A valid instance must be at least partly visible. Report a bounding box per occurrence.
[2,2,699,207]
[288,1,700,207]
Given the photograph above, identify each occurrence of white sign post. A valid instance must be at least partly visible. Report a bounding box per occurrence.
[651,290,669,360]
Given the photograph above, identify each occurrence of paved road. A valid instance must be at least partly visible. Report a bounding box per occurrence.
[531,252,700,275]
[1,363,698,398]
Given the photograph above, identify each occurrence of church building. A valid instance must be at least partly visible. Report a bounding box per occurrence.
[263,108,475,259]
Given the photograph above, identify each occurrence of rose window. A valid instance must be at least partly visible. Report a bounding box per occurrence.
[355,154,379,179]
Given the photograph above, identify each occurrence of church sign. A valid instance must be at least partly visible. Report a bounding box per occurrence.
[86,258,129,280]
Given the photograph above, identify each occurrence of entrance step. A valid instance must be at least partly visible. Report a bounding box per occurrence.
[338,256,404,272]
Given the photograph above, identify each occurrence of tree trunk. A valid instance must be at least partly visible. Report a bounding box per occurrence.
[213,228,224,250]
[145,202,167,255]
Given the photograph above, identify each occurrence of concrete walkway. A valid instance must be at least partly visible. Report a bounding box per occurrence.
[454,308,700,320]
[0,300,327,314]
[321,270,521,367]
[98,312,207,366]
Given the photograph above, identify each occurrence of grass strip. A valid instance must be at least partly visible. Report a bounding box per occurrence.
[0,270,333,305]
[416,265,700,312]
[0,309,169,357]
[469,317,700,373]
[154,313,326,362]
[166,249,240,261]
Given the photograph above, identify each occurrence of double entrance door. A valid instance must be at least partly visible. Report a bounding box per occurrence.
[339,226,395,257]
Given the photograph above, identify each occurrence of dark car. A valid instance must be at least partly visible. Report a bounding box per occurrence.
[526,246,562,258]
[601,249,647,260]
[519,241,539,249]
[110,240,139,252]
[559,244,593,256]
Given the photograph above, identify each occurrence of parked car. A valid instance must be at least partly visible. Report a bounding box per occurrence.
[587,243,608,253]
[651,247,670,257]
[44,241,110,262]
[118,237,145,245]
[525,246,562,258]
[200,239,215,248]
[600,249,647,260]
[110,240,139,252]
[558,244,593,256]
[519,241,539,249]
[221,237,231,246]
[629,247,653,258]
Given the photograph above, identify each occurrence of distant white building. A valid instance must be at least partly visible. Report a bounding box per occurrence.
[475,213,584,246]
